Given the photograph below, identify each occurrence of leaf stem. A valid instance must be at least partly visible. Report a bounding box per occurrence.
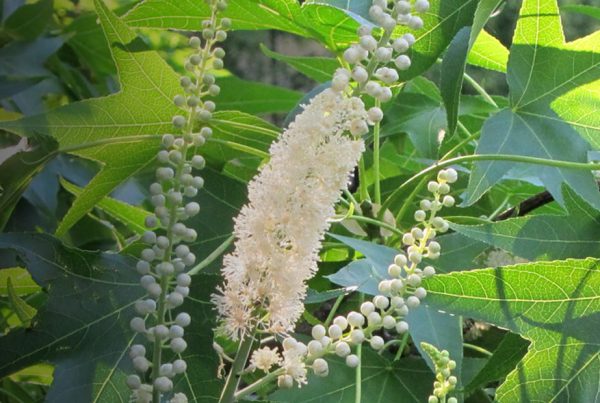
[206,138,270,159]
[463,343,493,357]
[187,234,234,276]
[462,72,498,108]
[324,293,346,327]
[393,332,410,361]
[347,215,403,236]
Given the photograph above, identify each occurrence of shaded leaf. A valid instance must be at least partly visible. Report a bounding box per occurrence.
[2,0,53,41]
[270,350,434,402]
[423,258,600,403]
[6,278,36,327]
[0,135,58,231]
[0,233,222,401]
[260,44,338,83]
[60,178,152,236]
[464,332,529,395]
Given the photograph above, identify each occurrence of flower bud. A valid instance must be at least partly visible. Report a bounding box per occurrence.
[313,358,329,376]
[347,311,365,328]
[346,354,360,368]
[335,341,351,357]
[370,336,384,350]
[311,324,326,340]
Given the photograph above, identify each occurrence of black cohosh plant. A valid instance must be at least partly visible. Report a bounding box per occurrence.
[209,0,458,402]
[126,1,230,402]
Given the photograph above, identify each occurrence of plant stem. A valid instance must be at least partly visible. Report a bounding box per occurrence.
[463,343,493,357]
[188,234,234,275]
[358,156,370,201]
[234,368,285,401]
[219,335,255,403]
[355,342,362,403]
[324,293,346,327]
[373,99,382,205]
[348,215,403,236]
[463,72,498,108]
[393,332,410,361]
[207,138,270,159]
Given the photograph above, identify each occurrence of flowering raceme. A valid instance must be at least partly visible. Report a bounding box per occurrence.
[213,88,367,339]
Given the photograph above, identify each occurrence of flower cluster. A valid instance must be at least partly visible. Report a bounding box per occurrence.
[126,1,230,402]
[333,0,430,104]
[420,342,458,403]
[245,169,458,389]
[213,88,367,340]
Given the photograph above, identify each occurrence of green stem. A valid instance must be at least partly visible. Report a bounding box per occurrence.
[219,335,255,403]
[373,99,382,205]
[355,342,362,403]
[463,343,493,357]
[384,154,600,211]
[207,138,269,159]
[394,176,427,224]
[358,156,370,201]
[393,332,410,361]
[463,72,498,108]
[324,293,346,327]
[234,368,285,401]
[355,293,364,403]
[348,215,403,236]
[188,234,234,275]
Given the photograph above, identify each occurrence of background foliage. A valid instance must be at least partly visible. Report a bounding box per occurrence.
[0,0,599,402]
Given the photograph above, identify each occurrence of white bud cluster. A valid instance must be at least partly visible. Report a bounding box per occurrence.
[128,1,229,401]
[250,168,457,389]
[338,0,428,105]
[420,342,458,403]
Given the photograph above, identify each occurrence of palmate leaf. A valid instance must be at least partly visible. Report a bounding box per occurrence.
[0,233,223,402]
[423,259,600,402]
[465,0,600,209]
[0,0,276,237]
[125,0,480,81]
[451,186,600,261]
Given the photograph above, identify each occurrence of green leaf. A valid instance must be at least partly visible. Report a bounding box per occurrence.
[124,0,310,38]
[464,332,529,396]
[452,187,600,261]
[466,0,600,208]
[6,278,36,327]
[562,4,600,21]
[423,258,600,403]
[270,350,434,402]
[440,0,502,135]
[60,178,152,236]
[259,44,338,83]
[0,268,40,296]
[441,26,471,136]
[0,135,58,231]
[383,93,446,158]
[64,12,117,76]
[125,0,480,77]
[0,0,275,236]
[2,0,53,41]
[466,106,600,209]
[0,36,64,77]
[468,30,509,73]
[0,233,222,401]
[217,76,302,114]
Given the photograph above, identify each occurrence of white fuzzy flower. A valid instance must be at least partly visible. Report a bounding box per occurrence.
[250,347,282,372]
[132,384,153,403]
[213,89,366,339]
[282,346,308,386]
